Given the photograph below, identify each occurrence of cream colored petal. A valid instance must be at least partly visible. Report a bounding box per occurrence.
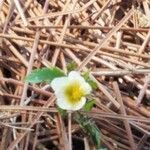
[56,93,86,111]
[71,97,86,110]
[51,77,68,92]
[68,71,85,83]
[69,71,92,95]
[53,87,72,110]
[56,97,72,110]
[81,82,92,95]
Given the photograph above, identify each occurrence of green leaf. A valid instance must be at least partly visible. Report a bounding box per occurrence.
[74,113,101,147]
[57,106,67,118]
[82,71,98,90]
[83,99,96,112]
[82,71,89,80]
[67,61,77,72]
[88,80,98,90]
[96,148,107,150]
[25,67,65,83]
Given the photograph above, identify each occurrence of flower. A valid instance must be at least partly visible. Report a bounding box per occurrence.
[51,71,92,110]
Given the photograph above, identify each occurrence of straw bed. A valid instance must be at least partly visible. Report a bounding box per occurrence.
[0,0,150,150]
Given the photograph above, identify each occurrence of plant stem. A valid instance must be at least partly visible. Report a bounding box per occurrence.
[68,111,72,150]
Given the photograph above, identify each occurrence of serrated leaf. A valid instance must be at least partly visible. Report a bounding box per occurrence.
[82,71,89,80]
[67,61,77,72]
[57,106,67,117]
[84,99,96,112]
[87,79,98,90]
[74,113,101,147]
[25,67,65,83]
[89,123,101,148]
[82,71,98,90]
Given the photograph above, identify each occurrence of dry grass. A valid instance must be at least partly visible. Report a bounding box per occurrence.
[0,0,150,150]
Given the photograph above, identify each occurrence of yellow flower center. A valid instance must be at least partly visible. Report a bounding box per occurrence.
[64,82,85,105]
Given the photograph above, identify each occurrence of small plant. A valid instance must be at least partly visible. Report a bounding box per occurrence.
[26,66,101,149]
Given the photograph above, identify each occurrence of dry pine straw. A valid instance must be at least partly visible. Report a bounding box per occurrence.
[0,0,150,150]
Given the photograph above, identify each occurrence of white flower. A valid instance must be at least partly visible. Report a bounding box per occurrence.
[51,71,92,111]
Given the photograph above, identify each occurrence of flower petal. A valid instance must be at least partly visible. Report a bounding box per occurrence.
[56,93,86,111]
[56,97,72,110]
[81,82,92,95]
[68,71,92,95]
[51,77,68,92]
[68,71,85,83]
[53,87,72,110]
[71,97,86,110]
